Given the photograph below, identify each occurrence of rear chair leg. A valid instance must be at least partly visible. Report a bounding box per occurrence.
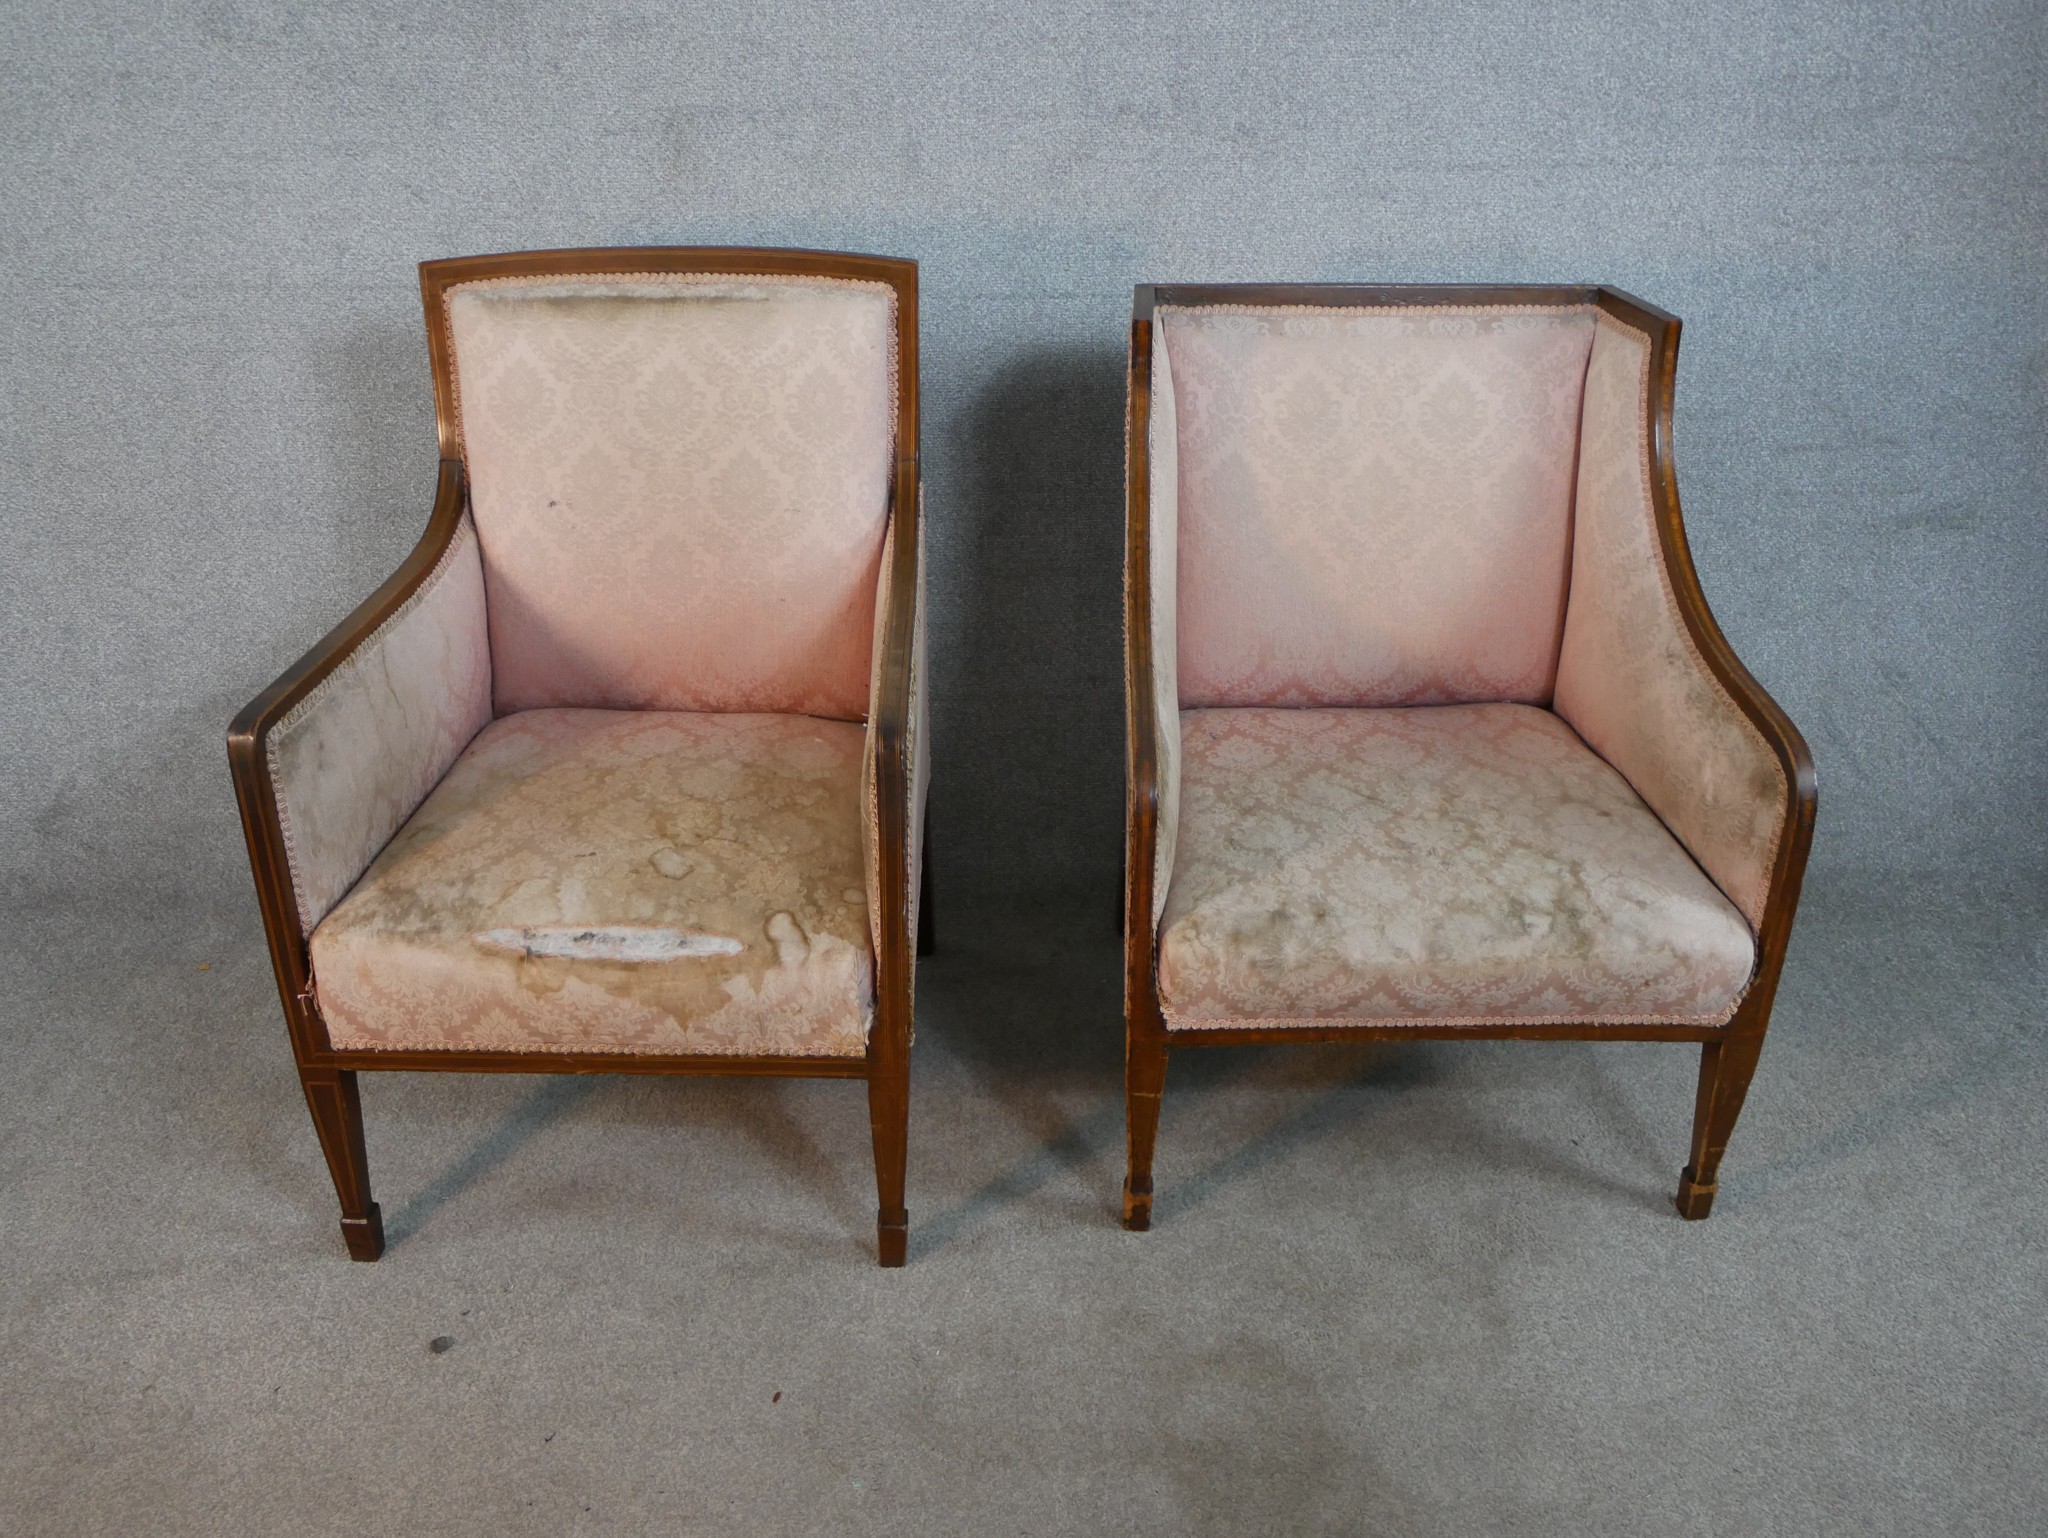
[1676,1035,1768,1220]
[868,1061,910,1266]
[1123,1032,1168,1231]
[301,1069,383,1260]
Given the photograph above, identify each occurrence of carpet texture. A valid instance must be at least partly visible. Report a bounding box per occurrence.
[2,877,2044,1535]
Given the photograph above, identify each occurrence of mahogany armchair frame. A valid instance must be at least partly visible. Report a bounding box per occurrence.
[229,247,928,1267]
[1120,283,1817,1230]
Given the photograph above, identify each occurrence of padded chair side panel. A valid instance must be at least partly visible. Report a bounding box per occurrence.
[1148,325,1183,928]
[907,525,929,957]
[267,515,493,935]
[1554,315,1787,927]
[444,274,896,718]
[1161,303,1596,709]
[860,508,929,969]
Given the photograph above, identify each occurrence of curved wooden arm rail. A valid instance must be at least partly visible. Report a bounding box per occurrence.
[1122,282,1816,1231]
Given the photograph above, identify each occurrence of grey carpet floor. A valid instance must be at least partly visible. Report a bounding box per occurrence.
[3,871,2043,1536]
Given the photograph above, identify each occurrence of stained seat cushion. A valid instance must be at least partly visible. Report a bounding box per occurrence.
[309,709,873,1057]
[1157,705,1755,1028]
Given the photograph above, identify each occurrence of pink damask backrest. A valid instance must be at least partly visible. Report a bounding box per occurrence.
[1159,303,1597,708]
[443,273,897,719]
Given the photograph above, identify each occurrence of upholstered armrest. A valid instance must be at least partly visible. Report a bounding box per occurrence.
[1554,296,1816,962]
[228,460,493,969]
[1125,292,1183,949]
[862,464,926,1027]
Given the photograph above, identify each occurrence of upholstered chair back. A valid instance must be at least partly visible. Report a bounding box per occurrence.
[437,272,899,719]
[1156,303,1597,708]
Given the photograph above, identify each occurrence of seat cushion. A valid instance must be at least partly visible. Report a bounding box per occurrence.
[310,710,874,1056]
[1156,705,1755,1028]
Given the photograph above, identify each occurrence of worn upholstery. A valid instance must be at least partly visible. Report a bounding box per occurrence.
[445,273,896,719]
[1160,304,1596,709]
[1554,315,1787,926]
[309,709,874,1056]
[267,515,493,935]
[1156,706,1755,1027]
[1138,322,1183,926]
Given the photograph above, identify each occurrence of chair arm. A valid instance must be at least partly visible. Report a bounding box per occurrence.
[862,459,925,1023]
[227,459,493,988]
[1125,289,1182,956]
[1555,295,1816,976]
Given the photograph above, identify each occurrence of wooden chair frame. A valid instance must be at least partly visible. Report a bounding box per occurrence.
[1121,283,1817,1230]
[229,247,928,1266]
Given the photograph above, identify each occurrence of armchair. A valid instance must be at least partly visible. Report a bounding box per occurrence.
[230,248,929,1266]
[1122,284,1815,1229]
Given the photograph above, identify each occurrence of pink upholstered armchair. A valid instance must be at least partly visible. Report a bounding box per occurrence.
[1122,284,1815,1229]
[230,248,929,1266]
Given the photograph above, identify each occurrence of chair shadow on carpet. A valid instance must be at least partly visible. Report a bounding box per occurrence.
[379,1071,870,1257]
[382,1076,605,1246]
[905,896,1703,1255]
[1159,1040,1684,1226]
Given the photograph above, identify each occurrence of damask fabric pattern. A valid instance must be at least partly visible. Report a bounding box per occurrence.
[309,709,874,1056]
[1156,705,1756,1027]
[446,274,896,720]
[1553,316,1787,927]
[1161,304,1597,709]
[267,515,492,936]
[1144,323,1182,927]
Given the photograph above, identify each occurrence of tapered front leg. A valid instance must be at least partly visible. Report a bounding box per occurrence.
[1676,1033,1769,1220]
[1123,1026,1168,1231]
[300,1069,383,1260]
